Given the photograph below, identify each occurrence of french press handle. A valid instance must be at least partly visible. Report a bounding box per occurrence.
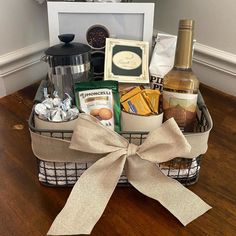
[58,34,75,44]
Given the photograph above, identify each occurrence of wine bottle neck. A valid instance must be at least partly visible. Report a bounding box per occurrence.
[174,24,194,69]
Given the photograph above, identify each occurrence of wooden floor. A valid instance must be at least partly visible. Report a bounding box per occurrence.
[0,82,236,236]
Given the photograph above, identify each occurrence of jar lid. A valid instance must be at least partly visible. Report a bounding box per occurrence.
[45,34,91,56]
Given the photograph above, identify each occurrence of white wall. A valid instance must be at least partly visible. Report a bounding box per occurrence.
[0,0,49,97]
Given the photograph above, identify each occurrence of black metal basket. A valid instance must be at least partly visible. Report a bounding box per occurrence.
[29,92,211,187]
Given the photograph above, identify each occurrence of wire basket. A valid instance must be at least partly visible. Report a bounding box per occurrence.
[29,86,212,187]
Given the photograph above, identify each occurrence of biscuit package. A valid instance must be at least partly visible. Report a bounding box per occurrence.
[75,80,121,132]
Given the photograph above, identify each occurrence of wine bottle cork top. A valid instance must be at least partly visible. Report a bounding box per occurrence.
[179,19,194,30]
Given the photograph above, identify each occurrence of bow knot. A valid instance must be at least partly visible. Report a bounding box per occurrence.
[47,114,211,236]
[127,143,138,157]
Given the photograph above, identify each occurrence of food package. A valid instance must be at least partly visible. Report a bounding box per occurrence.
[75,80,121,132]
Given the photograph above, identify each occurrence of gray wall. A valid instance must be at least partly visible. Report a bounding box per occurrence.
[134,0,236,95]
[155,0,236,54]
[0,0,48,55]
[3,0,235,55]
[0,0,235,96]
[134,0,236,54]
[0,0,48,97]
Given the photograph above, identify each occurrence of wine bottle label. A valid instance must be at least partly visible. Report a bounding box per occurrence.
[163,91,198,131]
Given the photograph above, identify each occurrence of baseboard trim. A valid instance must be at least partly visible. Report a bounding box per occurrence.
[0,40,49,97]
[193,43,236,76]
[0,40,49,77]
[1,34,236,96]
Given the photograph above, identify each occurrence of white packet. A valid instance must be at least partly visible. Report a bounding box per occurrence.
[149,33,196,91]
[149,33,177,79]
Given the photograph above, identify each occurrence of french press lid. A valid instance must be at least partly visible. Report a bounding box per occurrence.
[45,34,91,67]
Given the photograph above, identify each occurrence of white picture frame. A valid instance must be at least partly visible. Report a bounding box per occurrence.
[47,2,154,53]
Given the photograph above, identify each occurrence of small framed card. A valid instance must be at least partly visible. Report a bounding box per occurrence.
[104,38,149,83]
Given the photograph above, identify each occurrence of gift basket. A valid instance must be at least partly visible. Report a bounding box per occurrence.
[29,23,212,186]
[28,7,213,188]
[28,3,214,234]
[29,79,212,187]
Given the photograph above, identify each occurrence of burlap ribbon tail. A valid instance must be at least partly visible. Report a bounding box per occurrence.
[47,114,211,235]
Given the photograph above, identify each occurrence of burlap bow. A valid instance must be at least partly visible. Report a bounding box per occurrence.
[47,114,211,235]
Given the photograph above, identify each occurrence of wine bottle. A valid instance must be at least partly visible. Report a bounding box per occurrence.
[162,19,199,132]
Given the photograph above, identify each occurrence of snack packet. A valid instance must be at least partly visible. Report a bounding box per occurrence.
[122,92,153,116]
[75,80,121,132]
[120,86,160,115]
[149,33,177,79]
[143,89,161,113]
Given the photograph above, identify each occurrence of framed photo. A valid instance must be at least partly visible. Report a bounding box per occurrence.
[104,38,149,83]
[47,2,154,52]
